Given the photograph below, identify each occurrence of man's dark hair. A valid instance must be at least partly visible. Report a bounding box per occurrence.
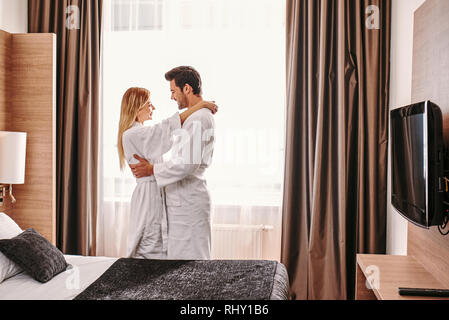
[165,66,202,95]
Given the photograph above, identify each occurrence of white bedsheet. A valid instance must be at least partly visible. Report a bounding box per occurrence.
[0,255,117,300]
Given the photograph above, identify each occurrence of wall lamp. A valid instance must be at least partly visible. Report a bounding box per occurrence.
[0,132,27,206]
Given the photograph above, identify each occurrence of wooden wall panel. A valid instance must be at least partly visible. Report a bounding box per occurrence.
[412,0,449,142]
[0,30,12,130]
[0,31,11,137]
[410,0,449,288]
[0,30,56,245]
[408,223,449,287]
[0,30,13,213]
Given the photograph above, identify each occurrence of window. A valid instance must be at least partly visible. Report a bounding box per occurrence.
[100,0,286,260]
[111,0,163,31]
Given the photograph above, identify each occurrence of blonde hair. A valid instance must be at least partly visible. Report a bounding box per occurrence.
[117,87,150,170]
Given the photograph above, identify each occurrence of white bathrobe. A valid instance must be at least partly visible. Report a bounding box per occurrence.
[154,109,215,260]
[122,113,181,259]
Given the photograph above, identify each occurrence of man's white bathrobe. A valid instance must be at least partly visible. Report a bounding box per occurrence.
[154,108,215,260]
[122,113,181,259]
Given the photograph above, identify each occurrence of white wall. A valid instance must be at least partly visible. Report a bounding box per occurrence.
[387,0,426,255]
[0,0,27,33]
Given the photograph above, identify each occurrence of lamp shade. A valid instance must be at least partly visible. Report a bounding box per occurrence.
[0,132,27,184]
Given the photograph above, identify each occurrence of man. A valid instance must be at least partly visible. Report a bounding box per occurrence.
[130,66,215,260]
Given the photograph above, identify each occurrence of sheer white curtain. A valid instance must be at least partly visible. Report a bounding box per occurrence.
[97,0,286,260]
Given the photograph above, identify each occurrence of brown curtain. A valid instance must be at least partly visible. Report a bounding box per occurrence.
[282,0,391,300]
[28,0,102,256]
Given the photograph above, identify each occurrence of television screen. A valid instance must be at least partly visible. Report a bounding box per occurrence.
[391,101,444,228]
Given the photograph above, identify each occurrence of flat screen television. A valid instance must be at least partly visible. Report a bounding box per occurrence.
[390,101,445,229]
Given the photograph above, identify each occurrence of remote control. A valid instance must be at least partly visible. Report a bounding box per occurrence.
[398,287,449,297]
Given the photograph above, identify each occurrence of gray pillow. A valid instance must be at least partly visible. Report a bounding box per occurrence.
[0,229,68,283]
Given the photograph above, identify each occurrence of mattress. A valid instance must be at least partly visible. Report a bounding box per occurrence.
[0,255,117,300]
[0,256,289,300]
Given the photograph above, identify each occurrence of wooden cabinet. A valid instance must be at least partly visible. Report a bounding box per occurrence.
[356,254,449,300]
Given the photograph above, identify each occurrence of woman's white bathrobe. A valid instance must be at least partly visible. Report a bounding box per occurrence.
[122,113,181,259]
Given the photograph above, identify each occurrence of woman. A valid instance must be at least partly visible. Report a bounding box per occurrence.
[117,87,217,259]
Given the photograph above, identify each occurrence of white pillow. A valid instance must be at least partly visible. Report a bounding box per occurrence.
[0,212,23,283]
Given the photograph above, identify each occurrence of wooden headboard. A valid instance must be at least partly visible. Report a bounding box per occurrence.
[0,29,56,244]
[409,0,449,287]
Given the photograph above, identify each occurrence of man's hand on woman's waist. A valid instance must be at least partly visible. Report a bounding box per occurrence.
[129,154,154,178]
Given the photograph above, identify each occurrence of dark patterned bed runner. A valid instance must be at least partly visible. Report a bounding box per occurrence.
[74,258,278,300]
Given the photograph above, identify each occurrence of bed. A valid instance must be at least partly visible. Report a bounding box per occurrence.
[0,255,115,300]
[0,255,289,300]
[0,213,289,300]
